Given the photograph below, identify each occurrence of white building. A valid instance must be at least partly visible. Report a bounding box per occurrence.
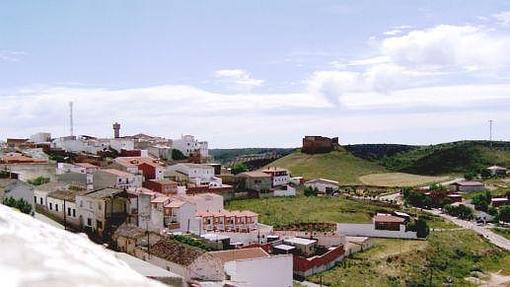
[93,169,143,190]
[304,178,340,194]
[210,248,293,287]
[262,167,290,188]
[167,163,218,185]
[172,135,208,158]
[29,132,51,143]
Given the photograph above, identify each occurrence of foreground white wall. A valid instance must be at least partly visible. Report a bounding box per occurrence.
[0,205,166,287]
[225,255,293,287]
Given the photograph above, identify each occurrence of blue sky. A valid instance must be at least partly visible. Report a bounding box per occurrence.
[2,1,510,147]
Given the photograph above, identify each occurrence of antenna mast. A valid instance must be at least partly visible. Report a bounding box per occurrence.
[69,101,74,137]
[489,119,493,149]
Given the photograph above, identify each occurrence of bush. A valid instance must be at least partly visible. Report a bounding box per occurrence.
[171,149,187,160]
[231,163,248,175]
[304,186,318,197]
[444,204,474,220]
[27,176,50,186]
[2,197,33,215]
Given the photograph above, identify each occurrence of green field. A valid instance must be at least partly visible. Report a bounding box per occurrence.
[308,230,510,287]
[359,172,450,187]
[226,196,395,227]
[267,150,387,185]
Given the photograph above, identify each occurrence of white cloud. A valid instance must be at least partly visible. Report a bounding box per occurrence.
[381,25,510,71]
[213,69,264,92]
[493,11,510,26]
[0,50,26,62]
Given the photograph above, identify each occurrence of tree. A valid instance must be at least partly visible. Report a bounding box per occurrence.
[304,186,317,197]
[481,169,492,179]
[499,206,510,223]
[464,171,477,180]
[415,216,430,238]
[231,163,248,175]
[471,191,492,212]
[171,149,187,160]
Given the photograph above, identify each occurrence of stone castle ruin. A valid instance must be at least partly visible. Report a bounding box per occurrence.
[302,136,339,154]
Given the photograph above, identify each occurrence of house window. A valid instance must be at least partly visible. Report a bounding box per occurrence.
[34,196,37,204]
[55,204,58,212]
[40,198,43,205]
[96,220,103,229]
[49,203,53,210]
[87,218,92,226]
[72,209,76,217]
[67,207,72,216]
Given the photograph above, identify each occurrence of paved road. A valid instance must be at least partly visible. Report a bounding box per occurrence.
[427,209,510,251]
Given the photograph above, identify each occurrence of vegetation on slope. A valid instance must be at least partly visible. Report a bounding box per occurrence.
[267,149,387,184]
[226,196,395,228]
[381,141,510,175]
[209,148,295,164]
[309,230,510,287]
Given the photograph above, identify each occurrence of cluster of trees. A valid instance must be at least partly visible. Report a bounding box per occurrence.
[471,191,493,212]
[443,204,474,220]
[27,176,50,186]
[500,206,510,223]
[2,197,33,215]
[406,216,430,238]
[230,163,248,175]
[402,185,452,209]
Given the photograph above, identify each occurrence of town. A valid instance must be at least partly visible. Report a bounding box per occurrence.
[2,124,510,287]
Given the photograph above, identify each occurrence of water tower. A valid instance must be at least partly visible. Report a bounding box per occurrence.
[113,122,121,138]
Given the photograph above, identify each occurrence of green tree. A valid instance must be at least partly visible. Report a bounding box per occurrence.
[231,163,248,175]
[499,206,510,223]
[415,216,430,238]
[27,176,50,186]
[171,149,187,160]
[304,186,317,197]
[463,171,477,180]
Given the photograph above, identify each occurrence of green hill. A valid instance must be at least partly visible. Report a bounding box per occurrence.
[380,141,510,175]
[267,148,387,184]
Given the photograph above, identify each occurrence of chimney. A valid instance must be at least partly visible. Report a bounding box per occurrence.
[113,122,121,138]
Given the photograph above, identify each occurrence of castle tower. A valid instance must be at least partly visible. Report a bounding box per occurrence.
[113,122,121,138]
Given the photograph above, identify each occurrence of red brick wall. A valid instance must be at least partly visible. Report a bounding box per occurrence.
[293,245,344,273]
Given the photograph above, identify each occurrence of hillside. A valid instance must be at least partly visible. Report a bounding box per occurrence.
[380,141,510,175]
[267,149,387,184]
[209,148,295,164]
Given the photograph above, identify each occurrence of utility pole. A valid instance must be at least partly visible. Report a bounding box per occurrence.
[489,120,493,149]
[69,101,74,137]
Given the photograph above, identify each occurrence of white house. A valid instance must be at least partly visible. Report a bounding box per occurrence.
[209,248,293,287]
[29,132,51,144]
[262,167,290,188]
[171,135,208,158]
[167,163,217,185]
[304,178,340,194]
[93,169,143,189]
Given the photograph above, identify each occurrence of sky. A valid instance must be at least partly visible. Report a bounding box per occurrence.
[2,1,510,148]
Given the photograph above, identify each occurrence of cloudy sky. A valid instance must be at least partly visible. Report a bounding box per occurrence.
[2,1,510,148]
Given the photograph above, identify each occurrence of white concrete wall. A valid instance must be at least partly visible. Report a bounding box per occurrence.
[225,255,293,287]
[274,185,296,197]
[337,223,417,239]
[305,182,339,193]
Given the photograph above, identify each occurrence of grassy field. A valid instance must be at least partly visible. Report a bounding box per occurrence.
[226,196,395,227]
[267,150,387,185]
[308,230,510,287]
[493,228,510,240]
[359,172,451,187]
